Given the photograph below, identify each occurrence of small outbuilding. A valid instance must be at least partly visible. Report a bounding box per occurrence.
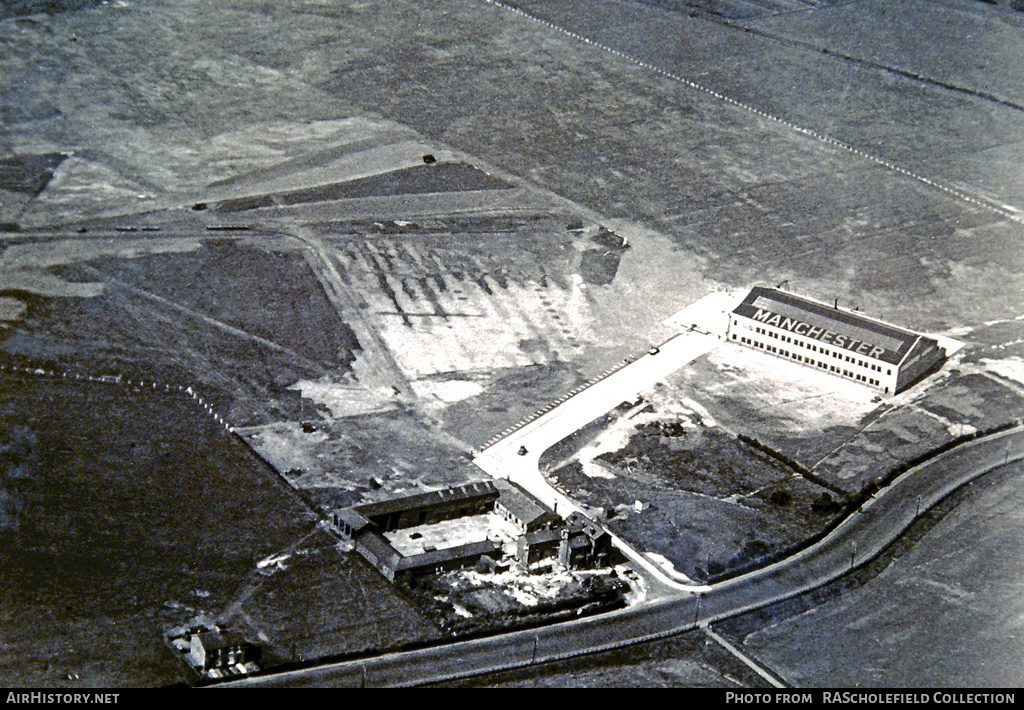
[494,480,561,533]
[188,631,260,671]
[559,512,614,570]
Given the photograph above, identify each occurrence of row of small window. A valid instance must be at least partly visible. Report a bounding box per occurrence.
[750,327,890,375]
[737,336,884,386]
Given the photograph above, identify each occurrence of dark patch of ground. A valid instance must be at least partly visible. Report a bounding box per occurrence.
[578,245,627,286]
[440,363,588,448]
[0,153,64,195]
[550,423,842,581]
[807,372,1024,494]
[597,424,795,499]
[0,0,102,20]
[213,162,512,213]
[0,374,320,687]
[231,528,441,666]
[0,238,357,426]
[718,458,1024,687]
[86,238,358,372]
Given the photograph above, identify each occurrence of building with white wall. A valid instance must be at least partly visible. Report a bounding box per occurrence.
[727,287,947,395]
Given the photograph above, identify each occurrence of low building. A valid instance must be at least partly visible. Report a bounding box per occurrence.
[188,631,260,671]
[727,286,947,395]
[333,507,372,540]
[334,481,620,582]
[334,480,547,583]
[494,479,561,533]
[559,512,614,570]
[517,528,562,567]
[342,480,499,533]
[395,539,503,580]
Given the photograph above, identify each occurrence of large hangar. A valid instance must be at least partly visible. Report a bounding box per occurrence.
[727,287,947,396]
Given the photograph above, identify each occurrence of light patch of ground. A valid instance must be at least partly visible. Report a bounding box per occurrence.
[575,391,716,480]
[582,220,713,352]
[699,340,879,434]
[927,331,966,357]
[0,297,26,322]
[451,603,474,618]
[918,384,986,421]
[911,401,979,439]
[0,190,33,225]
[363,264,593,377]
[19,157,160,226]
[819,448,878,483]
[411,378,485,407]
[580,460,617,480]
[661,288,746,335]
[979,356,1024,385]
[236,422,336,485]
[288,378,397,419]
[208,139,456,204]
[0,237,203,271]
[643,552,695,584]
[201,118,434,197]
[0,271,101,298]
[18,116,440,224]
[453,567,610,609]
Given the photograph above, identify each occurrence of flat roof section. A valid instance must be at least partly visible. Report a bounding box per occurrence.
[384,512,518,557]
[732,287,937,365]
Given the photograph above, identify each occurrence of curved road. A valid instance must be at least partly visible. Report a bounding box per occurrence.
[227,423,1024,687]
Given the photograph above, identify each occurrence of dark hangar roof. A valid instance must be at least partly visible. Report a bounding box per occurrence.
[732,287,938,366]
[352,480,499,520]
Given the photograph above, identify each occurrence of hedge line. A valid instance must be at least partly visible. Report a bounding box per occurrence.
[703,419,1024,585]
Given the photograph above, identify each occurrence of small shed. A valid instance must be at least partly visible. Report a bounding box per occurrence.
[189,631,260,671]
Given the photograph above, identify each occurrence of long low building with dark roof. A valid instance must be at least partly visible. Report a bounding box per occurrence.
[332,480,616,582]
[727,287,947,395]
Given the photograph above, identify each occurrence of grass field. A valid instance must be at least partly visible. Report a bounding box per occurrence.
[0,373,431,686]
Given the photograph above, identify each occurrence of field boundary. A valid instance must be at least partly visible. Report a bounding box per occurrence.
[0,361,236,432]
[481,0,1024,225]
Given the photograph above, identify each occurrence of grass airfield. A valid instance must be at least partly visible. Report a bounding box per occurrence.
[1,0,1023,688]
